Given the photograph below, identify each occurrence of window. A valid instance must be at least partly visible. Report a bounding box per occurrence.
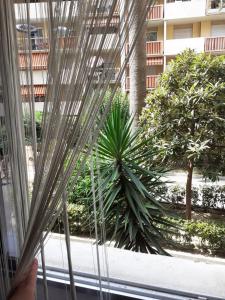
[210,0,225,9]
[146,31,157,41]
[31,27,43,50]
[211,23,225,37]
[174,24,193,39]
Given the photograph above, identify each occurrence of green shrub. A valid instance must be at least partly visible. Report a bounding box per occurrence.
[67,203,90,235]
[160,184,225,210]
[184,221,225,252]
[23,112,42,143]
[53,203,90,236]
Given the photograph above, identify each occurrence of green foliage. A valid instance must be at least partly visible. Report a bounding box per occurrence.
[92,99,176,254]
[160,184,225,210]
[66,203,89,235]
[67,160,92,205]
[184,221,225,252]
[24,111,43,143]
[66,92,177,254]
[53,203,90,236]
[141,50,225,179]
[162,217,225,254]
[0,126,8,157]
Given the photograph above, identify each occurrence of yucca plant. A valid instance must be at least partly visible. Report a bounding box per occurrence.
[93,100,175,254]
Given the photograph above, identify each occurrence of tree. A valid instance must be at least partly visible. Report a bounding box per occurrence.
[92,97,174,254]
[129,0,146,129]
[141,50,225,220]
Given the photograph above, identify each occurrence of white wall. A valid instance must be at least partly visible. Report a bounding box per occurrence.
[165,0,206,20]
[164,37,205,55]
[20,70,47,85]
[15,2,77,21]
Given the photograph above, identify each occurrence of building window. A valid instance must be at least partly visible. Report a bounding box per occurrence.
[146,31,158,41]
[211,23,225,37]
[174,24,193,39]
[210,0,225,9]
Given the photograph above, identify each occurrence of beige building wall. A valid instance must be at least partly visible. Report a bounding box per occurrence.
[157,25,164,40]
[193,22,201,37]
[167,24,174,39]
[201,20,211,37]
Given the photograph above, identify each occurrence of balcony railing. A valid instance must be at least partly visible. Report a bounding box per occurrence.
[146,41,163,55]
[125,75,159,90]
[19,52,48,70]
[146,75,160,89]
[126,41,163,56]
[17,37,79,51]
[205,36,225,52]
[17,37,49,51]
[147,5,163,20]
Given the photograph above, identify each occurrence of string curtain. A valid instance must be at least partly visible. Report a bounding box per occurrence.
[0,0,155,299]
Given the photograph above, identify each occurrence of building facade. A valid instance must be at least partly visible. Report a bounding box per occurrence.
[15,0,225,103]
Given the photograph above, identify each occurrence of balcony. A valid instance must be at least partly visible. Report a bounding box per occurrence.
[164,37,205,56]
[92,67,120,83]
[126,41,163,56]
[165,0,206,20]
[207,0,225,14]
[19,52,48,70]
[17,36,79,51]
[17,37,49,51]
[125,75,159,91]
[205,36,225,52]
[146,41,163,56]
[21,84,46,98]
[147,5,163,20]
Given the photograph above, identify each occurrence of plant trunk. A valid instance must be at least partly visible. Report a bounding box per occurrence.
[129,0,146,130]
[186,160,193,220]
[120,0,128,93]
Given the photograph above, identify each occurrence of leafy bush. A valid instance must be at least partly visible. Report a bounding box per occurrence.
[184,221,225,252]
[161,217,225,255]
[159,184,225,210]
[24,111,42,143]
[53,203,90,236]
[67,163,91,205]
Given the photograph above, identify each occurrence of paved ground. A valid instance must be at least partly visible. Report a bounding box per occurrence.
[42,234,225,299]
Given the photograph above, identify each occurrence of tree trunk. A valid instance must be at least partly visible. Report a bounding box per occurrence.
[185,160,193,220]
[129,0,146,129]
[120,0,128,93]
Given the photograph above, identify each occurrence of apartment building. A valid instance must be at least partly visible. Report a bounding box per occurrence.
[15,0,225,103]
[139,0,225,90]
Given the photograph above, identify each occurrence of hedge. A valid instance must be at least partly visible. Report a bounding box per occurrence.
[162,218,225,255]
[159,184,225,210]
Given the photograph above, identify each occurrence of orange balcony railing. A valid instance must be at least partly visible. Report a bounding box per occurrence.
[146,75,159,89]
[147,5,163,20]
[146,41,163,55]
[205,36,225,52]
[126,75,159,90]
[126,41,163,56]
[19,52,48,70]
[21,84,46,98]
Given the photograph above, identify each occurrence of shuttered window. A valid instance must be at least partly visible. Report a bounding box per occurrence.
[211,24,225,37]
[174,25,193,39]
